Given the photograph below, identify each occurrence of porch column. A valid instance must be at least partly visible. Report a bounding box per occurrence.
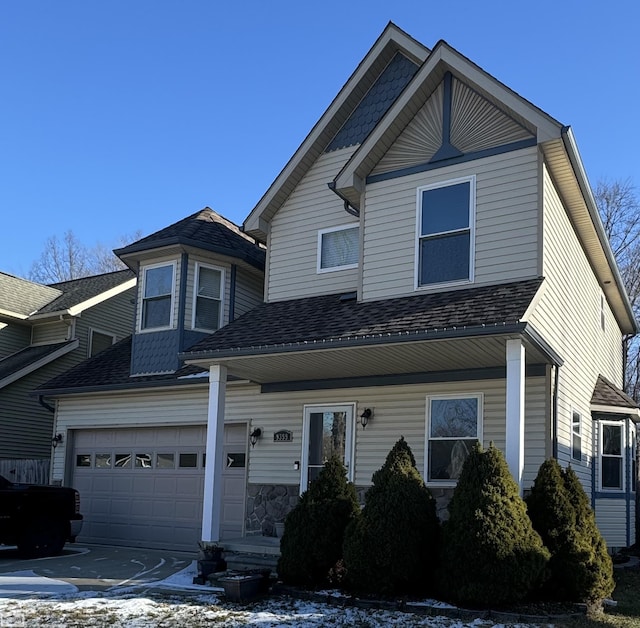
[201,364,227,542]
[505,339,525,491]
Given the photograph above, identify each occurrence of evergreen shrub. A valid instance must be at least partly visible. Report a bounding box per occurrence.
[526,459,614,604]
[439,443,549,607]
[277,456,360,587]
[342,436,440,596]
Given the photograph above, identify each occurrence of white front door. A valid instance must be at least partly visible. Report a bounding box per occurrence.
[300,404,355,492]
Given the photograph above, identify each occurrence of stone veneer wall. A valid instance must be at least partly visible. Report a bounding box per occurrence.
[245,484,456,536]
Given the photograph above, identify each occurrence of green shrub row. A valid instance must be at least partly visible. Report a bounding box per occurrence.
[277,439,614,608]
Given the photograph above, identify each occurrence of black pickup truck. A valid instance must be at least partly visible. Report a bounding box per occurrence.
[0,474,83,557]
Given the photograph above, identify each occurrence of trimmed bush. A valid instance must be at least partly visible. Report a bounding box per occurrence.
[562,465,614,604]
[342,437,440,596]
[526,459,614,604]
[439,443,549,607]
[277,456,360,587]
[526,458,580,600]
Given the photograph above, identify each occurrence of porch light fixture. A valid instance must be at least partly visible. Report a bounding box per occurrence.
[51,433,63,448]
[359,408,373,429]
[249,427,262,447]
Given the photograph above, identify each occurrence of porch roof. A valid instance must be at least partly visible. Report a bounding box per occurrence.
[591,375,640,419]
[183,277,544,361]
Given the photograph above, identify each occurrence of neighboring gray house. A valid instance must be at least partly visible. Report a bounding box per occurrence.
[41,24,637,552]
[0,269,135,482]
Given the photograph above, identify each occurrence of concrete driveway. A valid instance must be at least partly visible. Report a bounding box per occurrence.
[0,544,197,597]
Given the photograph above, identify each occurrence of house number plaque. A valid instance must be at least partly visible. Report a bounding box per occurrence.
[273,430,293,442]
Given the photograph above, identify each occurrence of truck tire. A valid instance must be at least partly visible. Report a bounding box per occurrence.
[17,519,67,558]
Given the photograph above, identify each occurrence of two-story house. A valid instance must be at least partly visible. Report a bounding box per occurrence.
[38,208,265,551]
[0,269,135,482]
[42,24,637,553]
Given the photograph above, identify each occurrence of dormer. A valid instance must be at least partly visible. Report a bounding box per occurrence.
[115,208,265,376]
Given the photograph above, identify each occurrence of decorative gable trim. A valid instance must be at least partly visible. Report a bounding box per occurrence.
[334,40,562,209]
[243,23,430,241]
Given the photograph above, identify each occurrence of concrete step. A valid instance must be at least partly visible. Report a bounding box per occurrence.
[224,551,279,573]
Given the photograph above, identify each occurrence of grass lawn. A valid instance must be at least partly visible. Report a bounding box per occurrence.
[561,569,640,627]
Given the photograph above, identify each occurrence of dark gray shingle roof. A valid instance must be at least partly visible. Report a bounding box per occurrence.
[184,278,544,358]
[37,337,206,394]
[0,341,76,383]
[591,375,639,409]
[40,269,135,313]
[115,208,266,270]
[0,272,61,317]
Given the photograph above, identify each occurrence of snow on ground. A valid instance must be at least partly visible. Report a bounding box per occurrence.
[0,563,548,627]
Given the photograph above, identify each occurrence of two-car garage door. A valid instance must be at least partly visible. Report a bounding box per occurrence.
[71,424,246,551]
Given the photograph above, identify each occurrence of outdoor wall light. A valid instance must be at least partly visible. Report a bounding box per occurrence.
[51,433,64,448]
[249,427,263,447]
[359,408,373,429]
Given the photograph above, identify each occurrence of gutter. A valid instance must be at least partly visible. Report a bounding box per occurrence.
[38,395,55,413]
[327,182,360,218]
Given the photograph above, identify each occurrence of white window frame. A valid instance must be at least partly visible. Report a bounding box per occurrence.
[415,175,476,290]
[424,393,483,487]
[300,403,355,495]
[139,261,177,332]
[88,327,116,358]
[571,409,582,462]
[599,420,625,492]
[317,224,359,273]
[191,262,225,332]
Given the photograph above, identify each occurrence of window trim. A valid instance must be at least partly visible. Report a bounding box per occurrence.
[571,409,583,462]
[599,419,625,492]
[424,392,483,487]
[88,327,116,358]
[317,224,359,274]
[139,261,177,332]
[191,262,225,332]
[414,175,476,290]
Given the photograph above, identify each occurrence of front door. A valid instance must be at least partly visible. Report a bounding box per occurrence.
[301,404,354,492]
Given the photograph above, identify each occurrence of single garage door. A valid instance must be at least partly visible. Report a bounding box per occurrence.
[72,424,246,551]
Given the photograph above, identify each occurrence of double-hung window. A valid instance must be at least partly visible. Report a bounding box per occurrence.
[571,410,582,462]
[417,176,475,287]
[600,421,623,490]
[317,225,359,273]
[141,262,175,330]
[193,263,223,331]
[425,394,482,483]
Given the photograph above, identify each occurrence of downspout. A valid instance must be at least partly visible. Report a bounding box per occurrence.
[38,395,55,413]
[327,182,360,218]
[551,363,559,459]
[627,416,632,547]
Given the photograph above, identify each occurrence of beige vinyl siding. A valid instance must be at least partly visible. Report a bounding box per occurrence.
[51,385,210,482]
[32,320,70,344]
[595,499,629,549]
[362,146,540,301]
[528,165,624,485]
[267,147,359,302]
[226,377,546,489]
[234,268,264,319]
[135,255,181,332]
[184,255,231,330]
[0,324,30,359]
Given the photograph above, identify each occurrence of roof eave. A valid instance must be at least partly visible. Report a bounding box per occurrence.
[591,403,640,420]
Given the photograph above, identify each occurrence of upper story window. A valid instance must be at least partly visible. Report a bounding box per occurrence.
[89,329,116,357]
[600,421,623,491]
[141,262,175,330]
[317,225,359,273]
[571,410,582,462]
[193,263,224,331]
[416,176,475,287]
[425,393,482,484]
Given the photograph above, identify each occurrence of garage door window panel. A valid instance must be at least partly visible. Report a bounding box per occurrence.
[95,454,111,468]
[156,453,175,469]
[76,454,92,467]
[179,453,198,468]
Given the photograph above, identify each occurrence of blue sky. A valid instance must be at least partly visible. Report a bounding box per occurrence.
[1,1,638,278]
